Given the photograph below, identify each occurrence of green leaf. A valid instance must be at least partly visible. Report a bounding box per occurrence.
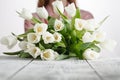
[61,36,67,46]
[99,16,109,26]
[69,52,76,57]
[73,42,92,59]
[18,29,34,38]
[71,8,81,30]
[95,16,109,30]
[80,42,101,52]
[80,42,93,51]
[54,42,66,48]
[11,33,23,41]
[74,8,81,19]
[16,11,21,15]
[3,50,23,55]
[76,29,86,39]
[39,43,45,50]
[56,54,69,60]
[32,17,41,23]
[70,41,82,54]
[57,8,69,23]
[71,30,77,43]
[60,24,67,35]
[90,44,101,53]
[70,42,84,59]
[18,52,32,58]
[57,8,67,19]
[53,47,66,55]
[93,41,100,44]
[69,42,83,59]
[77,50,84,59]
[40,41,53,49]
[48,16,56,29]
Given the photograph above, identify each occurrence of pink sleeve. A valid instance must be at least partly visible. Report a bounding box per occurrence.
[24,20,34,32]
[24,11,93,31]
[24,13,41,32]
[81,10,94,20]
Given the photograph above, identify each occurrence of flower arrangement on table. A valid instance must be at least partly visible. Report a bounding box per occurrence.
[0,0,117,60]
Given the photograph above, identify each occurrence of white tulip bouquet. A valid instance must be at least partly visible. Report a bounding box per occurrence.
[0,0,117,60]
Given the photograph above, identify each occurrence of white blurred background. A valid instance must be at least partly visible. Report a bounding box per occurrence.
[0,0,120,58]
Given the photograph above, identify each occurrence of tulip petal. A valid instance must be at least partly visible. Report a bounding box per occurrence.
[83,49,100,60]
[37,7,48,19]
[52,0,64,15]
[100,39,117,52]
[0,35,17,49]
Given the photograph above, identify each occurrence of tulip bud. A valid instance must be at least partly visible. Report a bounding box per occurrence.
[83,49,100,60]
[34,23,48,35]
[100,39,117,52]
[0,35,17,49]
[18,8,33,20]
[65,3,76,17]
[26,47,41,58]
[54,19,64,31]
[41,49,56,60]
[27,33,41,43]
[52,0,64,15]
[82,32,95,43]
[36,7,48,19]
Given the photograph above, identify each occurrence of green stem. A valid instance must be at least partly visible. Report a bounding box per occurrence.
[3,50,23,55]
[32,17,41,24]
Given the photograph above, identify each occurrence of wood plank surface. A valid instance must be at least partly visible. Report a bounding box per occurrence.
[11,59,100,80]
[0,55,32,80]
[87,58,120,80]
[0,55,120,80]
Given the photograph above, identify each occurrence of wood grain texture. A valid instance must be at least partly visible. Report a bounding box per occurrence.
[11,59,100,80]
[87,58,120,80]
[0,55,120,80]
[0,56,32,80]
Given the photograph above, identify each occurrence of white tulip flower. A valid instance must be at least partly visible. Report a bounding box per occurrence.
[36,6,48,19]
[27,33,40,43]
[65,3,76,17]
[0,35,17,49]
[42,32,55,44]
[26,47,41,58]
[54,19,64,31]
[83,49,100,60]
[52,0,64,15]
[18,8,33,20]
[84,19,98,31]
[19,41,35,51]
[54,51,59,59]
[75,18,86,31]
[34,23,48,35]
[41,49,57,60]
[53,32,62,42]
[93,30,106,42]
[100,39,117,52]
[82,32,95,43]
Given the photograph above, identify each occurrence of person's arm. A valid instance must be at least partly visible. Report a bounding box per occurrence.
[24,13,48,32]
[24,20,34,32]
[24,10,94,31]
[24,13,41,31]
[81,10,94,20]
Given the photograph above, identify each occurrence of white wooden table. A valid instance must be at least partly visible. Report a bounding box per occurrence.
[0,55,120,80]
[0,0,120,80]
